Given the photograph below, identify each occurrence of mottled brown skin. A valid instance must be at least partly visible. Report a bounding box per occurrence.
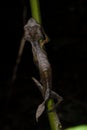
[24,18,51,99]
[40,67,52,98]
[32,41,52,101]
[23,18,62,120]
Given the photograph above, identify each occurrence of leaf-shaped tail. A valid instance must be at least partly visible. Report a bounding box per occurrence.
[36,101,45,122]
[32,77,63,121]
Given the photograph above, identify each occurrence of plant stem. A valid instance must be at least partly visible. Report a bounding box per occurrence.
[29,0,41,23]
[47,99,62,130]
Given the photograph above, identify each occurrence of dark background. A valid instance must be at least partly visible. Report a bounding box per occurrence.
[0,0,87,129]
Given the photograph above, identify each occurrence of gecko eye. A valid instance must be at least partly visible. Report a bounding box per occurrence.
[38,33,45,43]
[42,33,46,40]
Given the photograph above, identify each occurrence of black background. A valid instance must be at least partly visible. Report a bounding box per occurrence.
[0,0,87,129]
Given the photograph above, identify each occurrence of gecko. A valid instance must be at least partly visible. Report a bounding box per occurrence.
[24,18,63,121]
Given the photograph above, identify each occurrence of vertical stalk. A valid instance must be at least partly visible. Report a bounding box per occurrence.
[29,0,41,23]
[47,99,62,130]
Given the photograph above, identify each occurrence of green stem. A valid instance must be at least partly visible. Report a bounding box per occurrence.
[47,99,62,130]
[29,0,62,130]
[29,0,41,23]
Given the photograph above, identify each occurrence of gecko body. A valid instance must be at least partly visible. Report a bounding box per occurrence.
[24,18,62,121]
[24,18,52,100]
[32,41,52,100]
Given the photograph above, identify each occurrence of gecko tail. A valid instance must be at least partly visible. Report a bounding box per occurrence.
[32,77,63,120]
[35,90,63,122]
[36,89,50,122]
[36,101,45,122]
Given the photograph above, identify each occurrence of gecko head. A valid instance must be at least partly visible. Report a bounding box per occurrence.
[24,18,44,42]
[26,18,39,27]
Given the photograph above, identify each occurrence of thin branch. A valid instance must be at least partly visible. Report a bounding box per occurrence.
[11,37,25,84]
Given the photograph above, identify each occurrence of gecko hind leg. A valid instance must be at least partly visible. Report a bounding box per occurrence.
[32,77,43,96]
